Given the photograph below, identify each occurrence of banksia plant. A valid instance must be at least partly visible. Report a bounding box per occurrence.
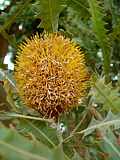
[15,33,90,119]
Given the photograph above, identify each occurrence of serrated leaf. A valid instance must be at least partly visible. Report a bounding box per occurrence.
[67,0,89,19]
[17,119,57,148]
[90,77,120,112]
[0,124,52,160]
[88,0,111,82]
[0,0,32,33]
[3,73,18,111]
[83,111,120,137]
[100,129,120,160]
[16,120,70,160]
[35,0,66,32]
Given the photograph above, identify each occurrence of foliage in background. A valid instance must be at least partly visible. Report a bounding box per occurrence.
[0,0,120,159]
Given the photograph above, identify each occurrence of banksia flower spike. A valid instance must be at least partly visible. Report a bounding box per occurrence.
[15,33,90,119]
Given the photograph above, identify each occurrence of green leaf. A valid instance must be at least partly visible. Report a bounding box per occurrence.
[90,77,120,112]
[0,69,5,81]
[72,150,83,160]
[82,111,120,137]
[67,0,89,19]
[17,119,57,148]
[0,0,32,33]
[16,120,71,160]
[35,0,66,32]
[100,129,120,160]
[0,125,52,160]
[88,0,111,82]
[3,72,18,111]
[51,145,65,160]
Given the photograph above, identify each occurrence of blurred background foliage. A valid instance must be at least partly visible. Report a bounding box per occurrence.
[0,0,120,159]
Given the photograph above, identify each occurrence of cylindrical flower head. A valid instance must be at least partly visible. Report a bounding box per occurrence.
[15,33,90,118]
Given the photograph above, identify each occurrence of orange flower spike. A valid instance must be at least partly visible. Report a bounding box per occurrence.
[15,33,90,119]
